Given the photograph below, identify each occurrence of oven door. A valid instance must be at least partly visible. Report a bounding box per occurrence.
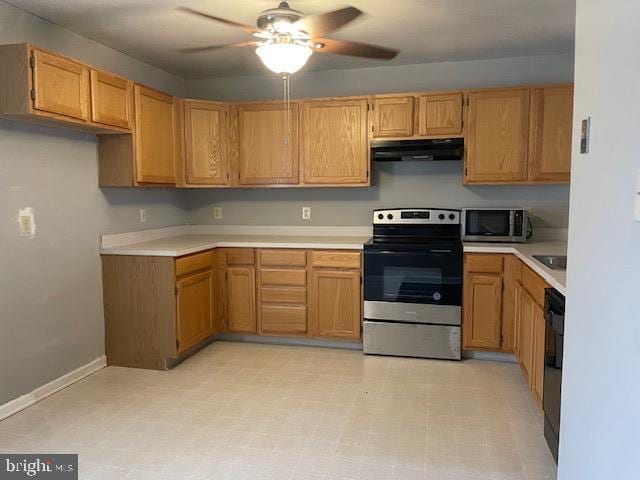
[364,246,462,307]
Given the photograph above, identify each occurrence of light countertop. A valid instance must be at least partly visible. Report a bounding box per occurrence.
[464,241,567,295]
[100,227,567,295]
[99,233,372,257]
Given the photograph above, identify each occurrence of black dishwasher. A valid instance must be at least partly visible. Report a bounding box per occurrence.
[543,288,565,463]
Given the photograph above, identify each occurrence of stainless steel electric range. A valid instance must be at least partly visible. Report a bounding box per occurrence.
[363,208,463,360]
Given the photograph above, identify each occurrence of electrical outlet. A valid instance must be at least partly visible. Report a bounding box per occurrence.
[213,207,223,220]
[302,206,311,220]
[18,207,35,236]
[635,170,640,222]
[139,209,147,223]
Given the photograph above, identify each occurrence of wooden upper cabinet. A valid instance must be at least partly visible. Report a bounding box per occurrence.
[90,69,132,129]
[184,100,229,185]
[32,48,90,121]
[301,98,369,185]
[465,88,529,183]
[463,272,503,350]
[310,269,361,339]
[418,92,463,136]
[237,103,299,185]
[528,85,573,182]
[176,269,214,354]
[134,84,177,184]
[372,96,414,137]
[226,266,257,333]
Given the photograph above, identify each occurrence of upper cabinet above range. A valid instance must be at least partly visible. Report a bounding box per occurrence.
[0,43,132,133]
[370,91,464,139]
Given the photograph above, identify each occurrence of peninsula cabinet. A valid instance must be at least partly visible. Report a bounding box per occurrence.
[101,249,220,370]
[184,99,229,186]
[465,84,573,184]
[236,102,299,185]
[300,98,370,185]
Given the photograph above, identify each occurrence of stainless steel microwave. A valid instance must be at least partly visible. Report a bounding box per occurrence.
[461,208,529,242]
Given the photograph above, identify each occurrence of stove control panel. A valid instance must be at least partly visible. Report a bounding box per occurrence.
[373,209,460,225]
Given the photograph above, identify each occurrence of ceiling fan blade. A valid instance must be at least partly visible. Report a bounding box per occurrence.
[179,41,260,54]
[314,38,399,60]
[294,7,362,37]
[176,6,259,34]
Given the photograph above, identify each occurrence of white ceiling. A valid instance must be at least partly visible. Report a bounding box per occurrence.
[6,0,576,79]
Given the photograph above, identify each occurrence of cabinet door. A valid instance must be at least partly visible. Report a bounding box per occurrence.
[532,303,546,405]
[518,288,536,384]
[310,269,361,339]
[418,93,463,136]
[372,96,414,137]
[466,88,529,183]
[32,49,90,120]
[134,84,177,184]
[501,255,523,352]
[463,273,503,350]
[184,100,229,185]
[528,85,573,182]
[90,69,132,129]
[238,103,298,185]
[301,98,369,185]
[176,270,213,354]
[227,266,257,333]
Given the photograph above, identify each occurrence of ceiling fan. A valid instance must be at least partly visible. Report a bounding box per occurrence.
[177,1,400,75]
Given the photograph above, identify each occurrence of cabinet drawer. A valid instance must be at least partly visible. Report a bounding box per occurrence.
[522,266,548,307]
[465,254,504,274]
[260,268,306,286]
[175,250,214,277]
[226,248,255,265]
[260,249,306,267]
[261,286,307,304]
[310,250,361,269]
[261,305,307,334]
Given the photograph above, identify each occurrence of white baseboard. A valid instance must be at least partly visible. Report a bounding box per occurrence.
[0,355,106,421]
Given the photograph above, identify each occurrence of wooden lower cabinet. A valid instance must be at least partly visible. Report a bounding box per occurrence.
[531,303,546,405]
[310,269,361,339]
[463,273,503,349]
[176,269,214,354]
[226,266,257,333]
[517,286,536,384]
[101,250,219,370]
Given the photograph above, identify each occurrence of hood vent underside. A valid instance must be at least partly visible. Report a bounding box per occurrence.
[371,138,464,162]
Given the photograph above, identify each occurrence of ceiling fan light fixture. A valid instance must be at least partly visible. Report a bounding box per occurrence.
[256,41,312,74]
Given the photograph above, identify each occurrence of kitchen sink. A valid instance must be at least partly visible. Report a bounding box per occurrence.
[533,255,567,271]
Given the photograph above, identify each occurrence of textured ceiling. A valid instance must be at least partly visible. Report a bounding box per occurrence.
[5,0,576,78]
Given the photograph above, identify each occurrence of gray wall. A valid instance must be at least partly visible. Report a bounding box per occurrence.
[186,54,574,230]
[560,1,640,478]
[0,1,188,405]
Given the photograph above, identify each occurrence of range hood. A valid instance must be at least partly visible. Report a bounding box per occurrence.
[371,138,464,162]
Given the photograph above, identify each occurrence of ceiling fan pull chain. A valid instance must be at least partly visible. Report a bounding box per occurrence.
[282,73,291,145]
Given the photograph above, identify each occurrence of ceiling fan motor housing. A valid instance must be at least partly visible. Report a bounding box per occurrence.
[257,2,305,32]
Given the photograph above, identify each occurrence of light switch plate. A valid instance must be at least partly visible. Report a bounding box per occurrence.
[213,207,223,220]
[302,206,311,220]
[18,207,35,236]
[635,170,640,222]
[580,117,591,154]
[139,209,146,223]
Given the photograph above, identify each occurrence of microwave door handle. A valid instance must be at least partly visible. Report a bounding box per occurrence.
[509,210,515,236]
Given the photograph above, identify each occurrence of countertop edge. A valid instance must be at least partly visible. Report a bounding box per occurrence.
[463,244,566,296]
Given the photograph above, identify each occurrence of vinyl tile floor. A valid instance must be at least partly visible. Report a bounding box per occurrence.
[0,341,557,480]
